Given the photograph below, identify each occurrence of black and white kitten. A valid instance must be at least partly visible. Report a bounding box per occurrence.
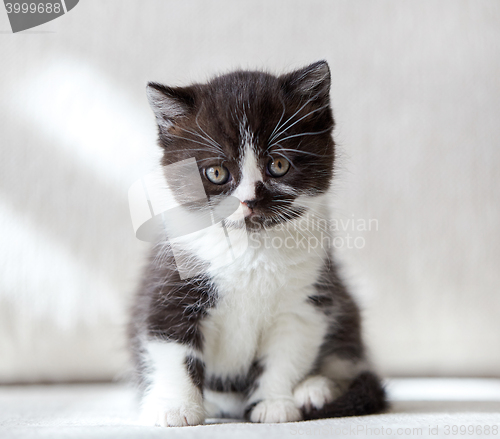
[129,61,387,426]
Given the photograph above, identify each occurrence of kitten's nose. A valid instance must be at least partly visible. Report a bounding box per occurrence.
[242,199,259,209]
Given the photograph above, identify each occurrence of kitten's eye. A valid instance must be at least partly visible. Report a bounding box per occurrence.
[205,165,230,184]
[267,157,290,177]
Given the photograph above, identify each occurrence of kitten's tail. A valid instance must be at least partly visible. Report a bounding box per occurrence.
[302,371,388,420]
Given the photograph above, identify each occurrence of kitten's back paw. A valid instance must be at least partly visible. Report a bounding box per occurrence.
[140,401,205,427]
[293,375,340,413]
[249,398,302,423]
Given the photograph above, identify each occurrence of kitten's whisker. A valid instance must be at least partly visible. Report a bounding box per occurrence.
[195,109,226,154]
[269,203,333,235]
[168,133,227,156]
[271,148,328,158]
[268,89,326,145]
[268,97,287,141]
[269,103,332,147]
[196,157,227,164]
[268,90,323,144]
[177,126,224,154]
[161,147,223,155]
[268,128,332,146]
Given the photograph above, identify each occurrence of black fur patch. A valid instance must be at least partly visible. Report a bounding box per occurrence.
[205,360,263,397]
[309,258,365,363]
[137,245,215,350]
[185,356,205,391]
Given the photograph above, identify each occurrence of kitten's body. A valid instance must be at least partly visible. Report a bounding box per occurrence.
[129,61,386,426]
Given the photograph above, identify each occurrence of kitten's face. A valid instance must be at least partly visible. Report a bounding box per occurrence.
[147,61,335,229]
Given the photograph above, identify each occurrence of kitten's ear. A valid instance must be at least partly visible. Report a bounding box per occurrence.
[281,60,331,102]
[146,82,195,131]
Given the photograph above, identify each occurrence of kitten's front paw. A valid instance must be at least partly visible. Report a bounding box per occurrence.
[140,398,205,427]
[249,398,302,423]
[293,375,340,413]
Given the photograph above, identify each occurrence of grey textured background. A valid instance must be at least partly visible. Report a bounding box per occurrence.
[0,0,499,382]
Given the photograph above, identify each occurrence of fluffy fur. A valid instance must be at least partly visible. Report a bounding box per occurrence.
[129,61,387,426]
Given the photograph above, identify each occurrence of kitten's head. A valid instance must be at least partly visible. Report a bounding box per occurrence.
[147,61,335,229]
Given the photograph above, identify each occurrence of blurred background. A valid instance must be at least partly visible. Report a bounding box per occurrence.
[0,0,499,383]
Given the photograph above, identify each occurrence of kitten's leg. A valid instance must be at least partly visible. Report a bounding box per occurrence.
[140,340,205,427]
[246,305,328,423]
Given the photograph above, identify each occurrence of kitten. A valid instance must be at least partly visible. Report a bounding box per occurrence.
[129,61,387,426]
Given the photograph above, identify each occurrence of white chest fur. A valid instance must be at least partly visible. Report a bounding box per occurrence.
[197,215,329,379]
